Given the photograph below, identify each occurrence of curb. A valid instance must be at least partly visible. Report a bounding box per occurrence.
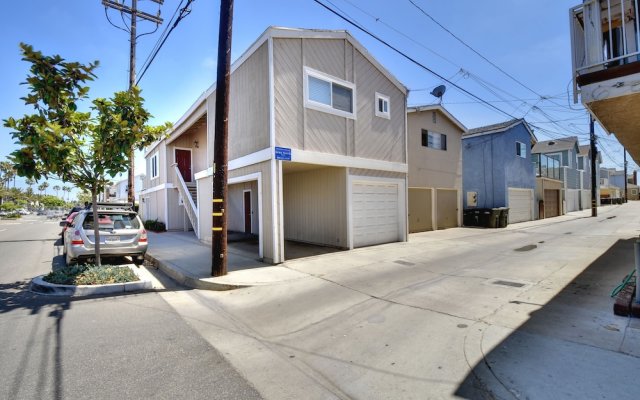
[30,267,153,297]
[144,253,248,291]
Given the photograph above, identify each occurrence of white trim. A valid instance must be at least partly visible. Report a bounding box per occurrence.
[229,172,264,259]
[303,66,357,120]
[139,183,175,195]
[164,187,169,227]
[150,152,159,179]
[271,158,279,263]
[278,160,284,263]
[291,149,408,173]
[166,103,207,146]
[375,92,391,119]
[346,169,353,249]
[174,147,194,182]
[407,104,467,132]
[269,37,275,149]
[231,148,272,170]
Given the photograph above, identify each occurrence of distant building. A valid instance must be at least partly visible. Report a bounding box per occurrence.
[102,174,145,204]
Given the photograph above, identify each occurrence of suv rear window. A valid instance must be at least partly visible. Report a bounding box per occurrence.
[82,213,141,230]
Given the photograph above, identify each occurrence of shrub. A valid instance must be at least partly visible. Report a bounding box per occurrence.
[144,219,166,232]
[43,264,139,285]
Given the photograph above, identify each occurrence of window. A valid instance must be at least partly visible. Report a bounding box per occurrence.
[304,67,356,119]
[375,92,390,119]
[577,156,584,170]
[516,141,527,158]
[421,130,447,150]
[150,152,159,179]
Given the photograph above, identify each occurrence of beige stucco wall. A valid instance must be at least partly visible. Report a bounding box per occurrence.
[408,188,433,233]
[535,177,562,219]
[283,166,347,248]
[273,37,406,162]
[407,109,463,189]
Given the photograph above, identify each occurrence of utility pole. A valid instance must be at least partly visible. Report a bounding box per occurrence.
[102,0,163,206]
[590,115,598,217]
[624,149,628,203]
[212,0,234,277]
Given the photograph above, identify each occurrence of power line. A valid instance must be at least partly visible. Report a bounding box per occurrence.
[313,0,518,120]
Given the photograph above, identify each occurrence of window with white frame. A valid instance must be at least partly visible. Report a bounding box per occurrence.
[577,156,584,170]
[375,92,390,119]
[304,67,356,119]
[150,152,159,179]
[421,130,447,150]
[516,141,527,158]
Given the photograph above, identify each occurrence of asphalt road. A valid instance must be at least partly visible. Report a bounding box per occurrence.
[0,215,262,400]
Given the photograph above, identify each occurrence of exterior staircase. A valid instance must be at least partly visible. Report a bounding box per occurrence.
[186,182,197,205]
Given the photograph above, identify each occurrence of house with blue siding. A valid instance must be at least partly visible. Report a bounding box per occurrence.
[532,137,584,213]
[462,119,537,223]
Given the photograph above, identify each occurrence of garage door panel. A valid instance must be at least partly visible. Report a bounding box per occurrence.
[544,189,560,217]
[353,182,399,247]
[436,189,458,229]
[508,188,533,223]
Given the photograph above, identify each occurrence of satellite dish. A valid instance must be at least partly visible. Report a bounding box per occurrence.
[430,85,446,99]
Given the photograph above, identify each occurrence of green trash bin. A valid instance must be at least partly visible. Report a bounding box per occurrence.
[498,207,509,228]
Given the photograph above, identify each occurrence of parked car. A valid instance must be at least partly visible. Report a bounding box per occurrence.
[59,211,79,244]
[60,203,147,265]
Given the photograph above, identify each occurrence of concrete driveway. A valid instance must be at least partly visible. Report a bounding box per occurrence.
[155,203,640,399]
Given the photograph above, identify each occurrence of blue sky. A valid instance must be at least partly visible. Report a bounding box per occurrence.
[1,0,634,199]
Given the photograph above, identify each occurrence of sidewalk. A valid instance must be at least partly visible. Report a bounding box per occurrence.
[145,231,308,290]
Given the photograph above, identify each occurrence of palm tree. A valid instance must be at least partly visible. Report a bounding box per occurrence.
[53,185,61,198]
[25,178,35,192]
[37,182,49,196]
[0,161,15,189]
[62,186,71,202]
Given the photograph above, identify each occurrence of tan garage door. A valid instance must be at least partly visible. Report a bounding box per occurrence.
[408,188,433,233]
[508,188,533,223]
[353,182,400,247]
[544,189,560,218]
[436,189,458,229]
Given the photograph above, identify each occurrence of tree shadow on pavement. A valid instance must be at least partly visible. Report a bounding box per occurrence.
[455,238,639,399]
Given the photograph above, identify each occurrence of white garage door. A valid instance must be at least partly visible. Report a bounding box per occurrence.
[353,182,399,247]
[508,188,533,223]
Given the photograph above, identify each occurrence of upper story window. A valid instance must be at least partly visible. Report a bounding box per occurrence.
[150,152,159,179]
[304,67,356,119]
[577,156,584,170]
[421,130,447,151]
[516,141,527,158]
[375,92,390,119]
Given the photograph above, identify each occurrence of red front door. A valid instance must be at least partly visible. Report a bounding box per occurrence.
[175,149,191,182]
[244,191,251,233]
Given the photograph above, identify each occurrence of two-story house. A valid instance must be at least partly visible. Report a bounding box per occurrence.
[407,105,466,232]
[532,137,583,213]
[140,27,409,264]
[102,174,145,204]
[462,119,537,224]
[600,167,623,203]
[570,1,640,164]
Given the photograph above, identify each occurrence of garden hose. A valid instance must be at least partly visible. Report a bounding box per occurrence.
[611,269,636,298]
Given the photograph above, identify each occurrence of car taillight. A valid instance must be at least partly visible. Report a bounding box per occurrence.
[71,230,84,245]
[139,229,147,243]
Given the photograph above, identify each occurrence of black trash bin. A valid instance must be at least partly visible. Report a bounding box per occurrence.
[463,209,474,226]
[487,208,501,228]
[498,207,509,228]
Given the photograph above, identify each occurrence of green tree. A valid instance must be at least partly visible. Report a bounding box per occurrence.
[0,161,16,205]
[37,181,49,196]
[40,194,66,208]
[25,178,35,191]
[53,184,61,197]
[4,44,169,266]
[77,190,92,205]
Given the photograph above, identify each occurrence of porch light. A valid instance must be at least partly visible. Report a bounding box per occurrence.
[193,140,199,148]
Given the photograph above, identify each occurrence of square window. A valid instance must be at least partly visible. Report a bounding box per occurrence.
[375,92,390,119]
[304,67,356,119]
[422,130,446,151]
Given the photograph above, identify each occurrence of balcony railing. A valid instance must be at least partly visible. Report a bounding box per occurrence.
[570,0,640,96]
[534,154,561,180]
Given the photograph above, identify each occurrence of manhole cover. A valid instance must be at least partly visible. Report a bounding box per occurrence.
[492,280,526,288]
[394,260,414,266]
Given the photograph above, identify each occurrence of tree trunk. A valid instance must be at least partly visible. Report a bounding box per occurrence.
[91,188,102,267]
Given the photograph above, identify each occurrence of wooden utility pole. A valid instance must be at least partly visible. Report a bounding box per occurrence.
[102,0,163,206]
[212,0,234,277]
[590,115,598,217]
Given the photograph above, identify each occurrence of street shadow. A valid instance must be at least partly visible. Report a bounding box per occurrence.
[455,238,638,399]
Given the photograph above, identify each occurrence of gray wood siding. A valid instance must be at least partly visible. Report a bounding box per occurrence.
[274,38,304,149]
[274,38,406,162]
[354,50,406,163]
[227,181,259,234]
[283,167,347,248]
[206,42,270,162]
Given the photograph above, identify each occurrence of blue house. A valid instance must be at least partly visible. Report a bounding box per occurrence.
[462,119,537,223]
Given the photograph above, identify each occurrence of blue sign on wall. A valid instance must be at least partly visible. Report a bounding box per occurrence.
[275,146,292,161]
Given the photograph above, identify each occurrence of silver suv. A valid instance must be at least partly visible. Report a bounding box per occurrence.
[61,203,147,265]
